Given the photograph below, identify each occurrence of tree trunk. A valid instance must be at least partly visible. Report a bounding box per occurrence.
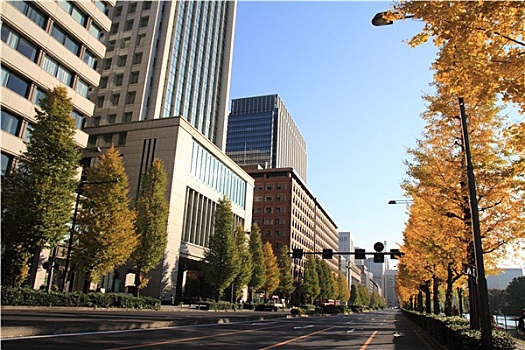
[444,264,454,316]
[28,245,42,289]
[134,269,141,297]
[432,275,440,314]
[83,271,91,294]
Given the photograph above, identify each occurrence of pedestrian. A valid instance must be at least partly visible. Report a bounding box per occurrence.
[518,308,525,335]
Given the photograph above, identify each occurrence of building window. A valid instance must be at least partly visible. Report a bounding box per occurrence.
[137,34,146,46]
[104,58,112,70]
[125,20,134,31]
[254,196,262,203]
[276,183,286,190]
[32,87,47,105]
[103,134,113,147]
[95,0,108,15]
[83,50,96,68]
[9,1,47,29]
[24,123,34,141]
[133,52,143,64]
[117,55,127,67]
[130,71,139,84]
[58,1,86,27]
[111,94,120,106]
[51,24,80,56]
[42,55,73,86]
[266,185,273,190]
[276,195,286,201]
[263,219,273,225]
[1,24,38,62]
[107,114,116,124]
[128,2,137,14]
[1,153,14,176]
[144,1,152,10]
[75,79,89,97]
[99,76,108,89]
[114,6,122,16]
[89,22,102,40]
[93,116,101,127]
[121,37,130,49]
[125,91,136,104]
[107,40,116,52]
[122,112,132,123]
[71,110,84,129]
[265,207,272,213]
[114,74,123,86]
[96,96,104,108]
[265,196,273,202]
[1,109,21,136]
[1,66,30,98]
[117,132,127,146]
[110,22,119,34]
[139,16,149,28]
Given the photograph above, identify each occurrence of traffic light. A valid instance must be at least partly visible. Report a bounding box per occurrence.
[390,249,403,259]
[292,249,303,259]
[374,253,384,263]
[322,248,333,259]
[355,248,366,260]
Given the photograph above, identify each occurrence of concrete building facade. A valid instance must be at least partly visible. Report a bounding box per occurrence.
[83,1,254,300]
[1,0,114,288]
[245,166,339,282]
[226,94,308,181]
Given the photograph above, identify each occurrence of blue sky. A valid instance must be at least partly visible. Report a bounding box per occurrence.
[229,1,437,265]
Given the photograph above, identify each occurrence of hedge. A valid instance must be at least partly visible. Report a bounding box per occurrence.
[402,309,516,350]
[1,286,160,310]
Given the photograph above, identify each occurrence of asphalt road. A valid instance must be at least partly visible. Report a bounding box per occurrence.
[1,309,441,350]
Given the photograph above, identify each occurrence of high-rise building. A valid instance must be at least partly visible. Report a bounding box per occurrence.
[486,268,524,290]
[1,0,112,174]
[85,0,235,150]
[244,165,338,303]
[226,94,308,181]
[85,1,253,301]
[384,269,398,307]
[1,0,114,288]
[365,257,385,292]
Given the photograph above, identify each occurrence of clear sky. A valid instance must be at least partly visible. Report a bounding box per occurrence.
[229,1,522,269]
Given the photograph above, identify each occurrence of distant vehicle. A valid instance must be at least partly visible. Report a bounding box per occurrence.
[259,296,285,311]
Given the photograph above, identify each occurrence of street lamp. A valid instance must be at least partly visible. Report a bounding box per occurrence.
[388,199,413,205]
[60,179,118,292]
[373,11,492,349]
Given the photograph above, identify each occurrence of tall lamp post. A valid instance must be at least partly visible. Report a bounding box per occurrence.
[60,179,118,292]
[373,12,492,349]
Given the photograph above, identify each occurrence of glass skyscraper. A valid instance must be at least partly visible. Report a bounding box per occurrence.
[226,94,308,181]
[87,0,235,150]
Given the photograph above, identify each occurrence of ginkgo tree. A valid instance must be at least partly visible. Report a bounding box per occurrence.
[386,1,525,112]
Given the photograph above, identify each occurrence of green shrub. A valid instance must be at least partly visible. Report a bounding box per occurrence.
[0,286,160,310]
[401,309,516,350]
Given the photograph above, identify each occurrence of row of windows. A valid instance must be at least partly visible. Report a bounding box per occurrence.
[102,52,143,70]
[1,70,85,130]
[113,1,152,17]
[8,1,98,68]
[57,0,101,39]
[107,34,146,52]
[254,206,286,214]
[87,132,127,148]
[91,111,133,127]
[182,187,245,248]
[98,71,140,90]
[2,24,93,96]
[255,183,287,191]
[95,90,137,109]
[253,195,287,202]
[109,16,149,34]
[189,140,247,208]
